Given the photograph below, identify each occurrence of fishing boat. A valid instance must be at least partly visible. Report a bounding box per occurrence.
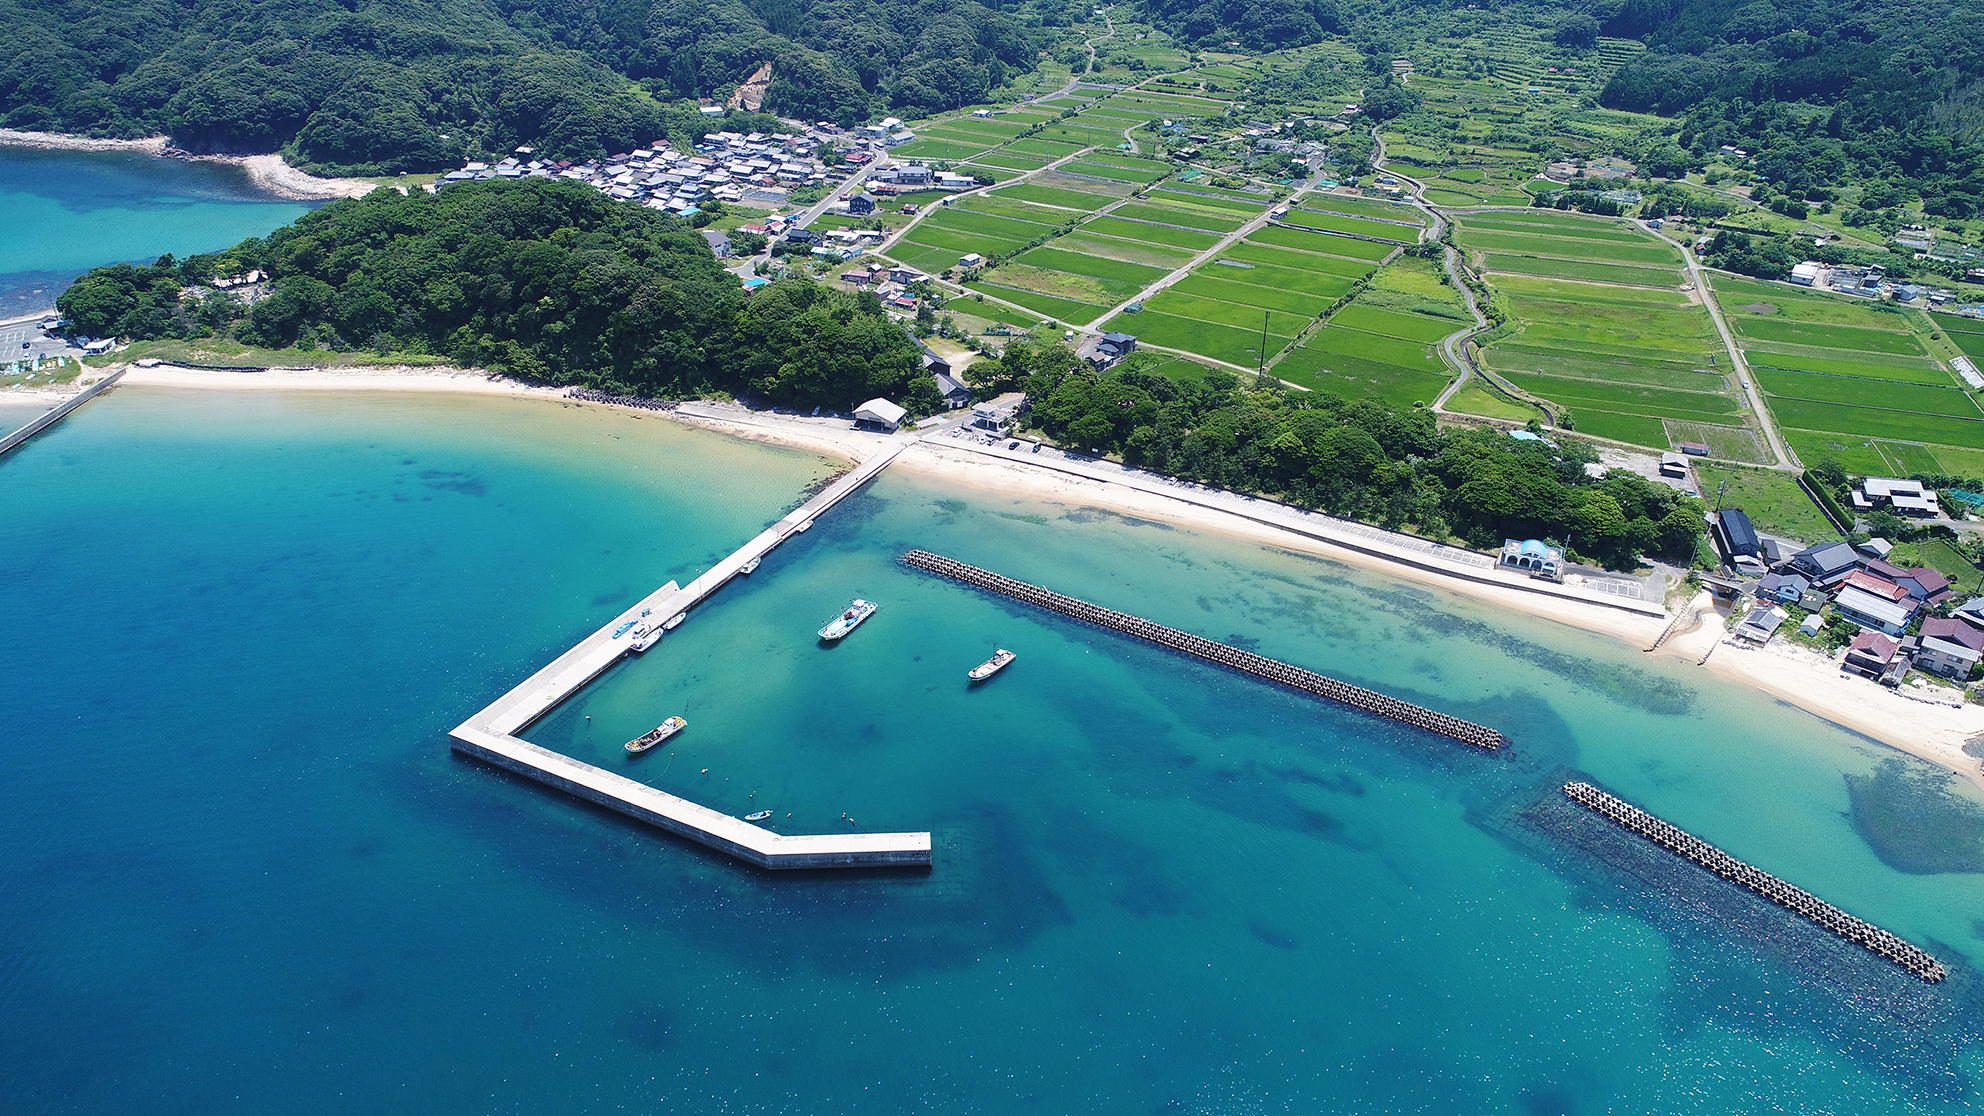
[664,612,687,631]
[818,598,877,641]
[624,716,686,754]
[969,648,1017,682]
[743,809,774,822]
[630,620,663,652]
[740,557,762,575]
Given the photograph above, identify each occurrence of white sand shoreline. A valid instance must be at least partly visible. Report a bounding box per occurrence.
[105,363,1984,781]
[0,131,376,200]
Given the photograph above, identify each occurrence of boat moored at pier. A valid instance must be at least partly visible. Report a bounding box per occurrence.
[818,599,877,641]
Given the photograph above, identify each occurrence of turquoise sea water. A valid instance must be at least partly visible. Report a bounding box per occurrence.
[0,147,315,317]
[7,388,1984,1113]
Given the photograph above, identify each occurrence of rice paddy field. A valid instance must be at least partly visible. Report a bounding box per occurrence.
[1445,214,1761,454]
[1714,275,1984,474]
[1269,256,1467,408]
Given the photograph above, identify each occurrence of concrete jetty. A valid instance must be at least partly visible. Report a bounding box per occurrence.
[900,549,1506,750]
[1564,782,1946,982]
[451,435,932,869]
[0,369,123,458]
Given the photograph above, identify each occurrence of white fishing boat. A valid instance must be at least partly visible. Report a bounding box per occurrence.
[664,612,687,630]
[743,809,774,822]
[625,716,686,754]
[740,557,762,574]
[968,648,1017,682]
[818,598,877,641]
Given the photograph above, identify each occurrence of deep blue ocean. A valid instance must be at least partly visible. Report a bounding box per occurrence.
[6,387,1984,1113]
[0,147,314,318]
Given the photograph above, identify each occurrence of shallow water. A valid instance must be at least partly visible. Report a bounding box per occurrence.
[0,147,315,316]
[5,388,1984,1113]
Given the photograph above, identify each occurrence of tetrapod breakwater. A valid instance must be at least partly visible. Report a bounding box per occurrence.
[900,549,1505,751]
[1563,782,1946,982]
[565,388,679,411]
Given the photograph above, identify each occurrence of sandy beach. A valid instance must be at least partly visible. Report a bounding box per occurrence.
[0,130,375,200]
[91,362,1984,780]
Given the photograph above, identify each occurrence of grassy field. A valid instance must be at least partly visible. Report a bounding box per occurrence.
[1004,138,1087,158]
[1247,225,1397,261]
[897,224,1033,258]
[1478,254,1682,287]
[1129,311,1294,367]
[1168,274,1336,317]
[1224,242,1379,279]
[1752,367,1983,417]
[968,152,1052,171]
[1297,196,1427,225]
[1056,235,1198,269]
[1272,347,1451,409]
[1329,304,1460,343]
[1081,216,1223,250]
[1742,349,1956,386]
[1457,229,1681,266]
[1448,381,1547,422]
[963,281,1105,324]
[1768,397,1984,445]
[1204,256,1360,296]
[1110,203,1245,233]
[1734,316,1931,356]
[1013,246,1169,292]
[1143,290,1310,335]
[958,196,1071,224]
[923,208,1054,240]
[1691,465,1837,544]
[1661,421,1768,462]
[889,138,996,161]
[1063,161,1172,184]
[992,184,1110,210]
[1150,186,1272,213]
[1280,211,1415,242]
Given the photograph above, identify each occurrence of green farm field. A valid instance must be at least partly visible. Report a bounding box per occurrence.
[1056,236,1198,269]
[1301,327,1445,371]
[1479,254,1682,287]
[1768,398,1984,446]
[1143,290,1311,335]
[963,281,1105,324]
[968,152,1052,171]
[922,208,1055,241]
[935,117,1030,139]
[897,224,1031,258]
[1150,186,1270,213]
[1003,139,1087,159]
[1484,347,1727,392]
[1502,373,1741,422]
[1272,348,1450,409]
[1713,275,1923,328]
[1458,216,1656,244]
[890,138,995,161]
[1743,350,1958,386]
[1732,317,1930,356]
[1225,242,1378,279]
[1129,311,1294,366]
[1280,212,1414,242]
[1207,256,1362,294]
[1327,304,1457,343]
[1167,273,1336,317]
[1064,161,1171,184]
[1690,466,1840,543]
[1299,196,1426,225]
[1246,225,1397,261]
[1081,216,1222,250]
[1014,247,1170,291]
[1456,230,1680,266]
[958,196,1070,224]
[1111,203,1245,232]
[991,184,1110,211]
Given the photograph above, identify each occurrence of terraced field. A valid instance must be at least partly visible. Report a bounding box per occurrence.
[1715,275,1984,472]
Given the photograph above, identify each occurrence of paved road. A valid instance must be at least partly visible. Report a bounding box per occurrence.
[1649,223,1794,468]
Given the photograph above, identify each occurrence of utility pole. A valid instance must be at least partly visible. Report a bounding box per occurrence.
[1258,309,1269,377]
[1715,478,1729,513]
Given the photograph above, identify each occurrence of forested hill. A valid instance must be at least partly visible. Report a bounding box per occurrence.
[0,0,1061,173]
[57,178,928,407]
[1596,0,1984,213]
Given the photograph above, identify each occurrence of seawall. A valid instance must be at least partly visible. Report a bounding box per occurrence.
[0,370,123,458]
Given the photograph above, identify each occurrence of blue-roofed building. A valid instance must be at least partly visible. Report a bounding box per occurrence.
[1500,538,1564,582]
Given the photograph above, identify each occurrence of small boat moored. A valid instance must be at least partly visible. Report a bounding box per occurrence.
[969,648,1017,682]
[663,612,687,631]
[625,716,687,754]
[818,598,877,641]
[743,809,774,822]
[740,557,762,575]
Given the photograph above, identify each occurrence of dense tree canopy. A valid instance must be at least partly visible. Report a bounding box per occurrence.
[973,341,1704,570]
[59,178,924,407]
[0,0,1053,172]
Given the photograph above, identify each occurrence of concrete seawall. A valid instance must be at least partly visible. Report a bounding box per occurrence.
[901,549,1505,751]
[450,434,933,869]
[0,369,123,458]
[1564,782,1946,982]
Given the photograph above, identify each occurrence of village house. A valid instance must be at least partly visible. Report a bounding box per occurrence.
[1913,618,1984,678]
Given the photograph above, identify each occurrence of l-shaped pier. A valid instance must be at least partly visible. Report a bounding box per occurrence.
[450,434,931,869]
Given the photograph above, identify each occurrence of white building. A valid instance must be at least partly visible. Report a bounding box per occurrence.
[1789,261,1822,286]
[854,397,908,431]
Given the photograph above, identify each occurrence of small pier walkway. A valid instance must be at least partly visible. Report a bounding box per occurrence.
[1564,782,1946,982]
[901,549,1506,750]
[0,369,123,459]
[451,433,931,869]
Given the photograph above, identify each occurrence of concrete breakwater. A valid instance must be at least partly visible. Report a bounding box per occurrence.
[0,369,123,458]
[1563,782,1947,982]
[900,549,1505,751]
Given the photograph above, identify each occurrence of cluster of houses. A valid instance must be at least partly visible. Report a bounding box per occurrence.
[1748,535,1979,684]
[838,263,931,312]
[439,124,861,212]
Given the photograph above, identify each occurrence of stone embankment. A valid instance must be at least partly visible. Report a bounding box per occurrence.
[1564,781,1946,982]
[901,549,1505,750]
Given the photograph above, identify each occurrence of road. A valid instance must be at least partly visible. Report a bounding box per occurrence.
[1650,223,1795,468]
[727,153,892,282]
